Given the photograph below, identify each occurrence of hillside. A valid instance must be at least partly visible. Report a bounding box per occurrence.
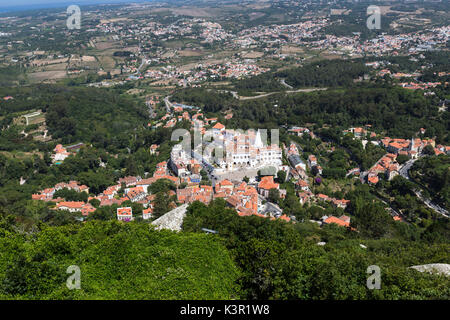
[0,220,240,299]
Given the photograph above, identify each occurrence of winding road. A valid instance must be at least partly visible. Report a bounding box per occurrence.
[399,157,449,218]
[164,96,173,113]
[216,87,327,101]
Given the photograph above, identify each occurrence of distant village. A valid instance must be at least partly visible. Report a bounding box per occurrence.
[1,4,448,88]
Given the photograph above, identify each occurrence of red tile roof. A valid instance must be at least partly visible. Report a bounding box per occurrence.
[117,207,132,216]
[57,201,85,209]
[368,176,379,184]
[324,216,350,228]
[258,176,279,190]
[212,122,225,130]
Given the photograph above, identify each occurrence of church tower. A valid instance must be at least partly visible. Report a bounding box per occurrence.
[410,136,417,152]
[254,130,264,148]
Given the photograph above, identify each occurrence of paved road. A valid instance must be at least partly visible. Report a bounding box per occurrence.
[238,87,328,100]
[215,89,239,99]
[280,78,293,89]
[399,157,449,218]
[164,96,173,113]
[203,165,217,188]
[372,192,402,217]
[398,158,418,179]
[286,88,328,94]
[415,190,449,218]
[218,87,327,101]
[136,52,148,74]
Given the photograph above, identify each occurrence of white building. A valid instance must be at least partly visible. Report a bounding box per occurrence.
[52,144,71,162]
[207,129,282,171]
[143,208,153,220]
[170,144,191,177]
[117,207,133,221]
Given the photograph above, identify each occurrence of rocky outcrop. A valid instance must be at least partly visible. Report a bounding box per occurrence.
[409,263,450,277]
[151,204,189,232]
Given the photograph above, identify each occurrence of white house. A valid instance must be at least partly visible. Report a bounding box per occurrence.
[117,207,133,221]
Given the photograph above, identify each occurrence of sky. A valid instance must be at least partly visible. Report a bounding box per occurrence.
[0,0,149,10]
[0,0,126,5]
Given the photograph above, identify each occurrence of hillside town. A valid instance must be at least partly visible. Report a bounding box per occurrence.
[30,91,450,228]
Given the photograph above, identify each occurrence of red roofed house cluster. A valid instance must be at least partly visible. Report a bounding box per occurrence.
[31,161,180,219]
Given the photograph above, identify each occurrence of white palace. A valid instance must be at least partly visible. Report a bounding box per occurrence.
[204,123,282,171]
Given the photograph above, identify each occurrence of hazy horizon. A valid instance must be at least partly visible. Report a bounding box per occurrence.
[0,0,151,11]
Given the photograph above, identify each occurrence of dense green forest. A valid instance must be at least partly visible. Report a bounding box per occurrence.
[416,52,450,83]
[171,82,448,144]
[232,73,284,95]
[0,220,240,299]
[277,60,370,89]
[0,66,26,87]
[409,155,450,211]
[230,59,369,94]
[171,88,237,114]
[231,87,449,144]
[0,85,148,147]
